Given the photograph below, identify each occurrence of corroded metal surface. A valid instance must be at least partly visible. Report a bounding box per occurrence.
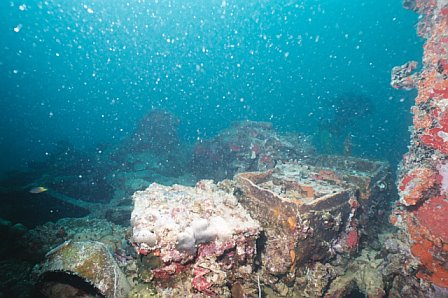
[235,156,392,289]
[35,240,130,298]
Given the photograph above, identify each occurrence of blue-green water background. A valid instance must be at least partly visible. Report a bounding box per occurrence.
[0,0,421,174]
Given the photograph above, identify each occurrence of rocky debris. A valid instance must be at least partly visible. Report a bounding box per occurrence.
[391,0,448,290]
[294,262,338,297]
[325,249,386,297]
[34,240,130,298]
[0,111,422,297]
[391,61,420,90]
[4,154,396,297]
[0,259,35,298]
[124,109,181,155]
[127,155,393,297]
[110,109,189,179]
[20,217,128,263]
[0,215,134,297]
[378,232,435,298]
[130,180,261,296]
[191,120,315,181]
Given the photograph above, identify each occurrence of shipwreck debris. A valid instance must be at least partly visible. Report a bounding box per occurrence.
[391,0,448,291]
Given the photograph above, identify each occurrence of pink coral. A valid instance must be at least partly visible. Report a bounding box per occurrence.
[346,230,359,250]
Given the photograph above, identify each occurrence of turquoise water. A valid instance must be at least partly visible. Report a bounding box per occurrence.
[1,0,421,173]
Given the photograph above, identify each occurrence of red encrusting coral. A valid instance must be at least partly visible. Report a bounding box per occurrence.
[420,108,448,154]
[392,0,448,289]
[406,198,448,287]
[398,167,439,205]
[345,229,359,251]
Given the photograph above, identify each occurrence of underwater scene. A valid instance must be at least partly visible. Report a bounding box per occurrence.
[1,0,448,297]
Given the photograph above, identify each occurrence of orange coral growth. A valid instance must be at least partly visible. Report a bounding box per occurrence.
[389,213,399,226]
[313,170,343,185]
[420,108,448,154]
[405,196,448,288]
[415,77,437,104]
[412,107,432,130]
[415,195,448,242]
[289,249,296,272]
[399,167,439,205]
[396,0,448,289]
[287,216,297,231]
[272,207,281,218]
[299,185,315,198]
[411,237,448,288]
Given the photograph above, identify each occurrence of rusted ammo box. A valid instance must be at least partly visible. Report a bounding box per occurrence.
[234,156,392,280]
[306,155,394,227]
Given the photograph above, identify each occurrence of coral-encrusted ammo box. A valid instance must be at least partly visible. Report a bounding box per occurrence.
[234,156,392,286]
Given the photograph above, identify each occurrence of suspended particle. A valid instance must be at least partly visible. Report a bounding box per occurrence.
[13,24,23,32]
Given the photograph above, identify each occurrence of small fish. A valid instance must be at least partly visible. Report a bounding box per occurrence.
[29,186,48,194]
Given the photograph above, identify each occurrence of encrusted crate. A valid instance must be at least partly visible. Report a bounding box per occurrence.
[235,156,392,281]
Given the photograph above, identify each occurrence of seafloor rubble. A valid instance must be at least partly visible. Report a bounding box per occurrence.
[191,121,315,181]
[391,0,448,293]
[123,155,396,297]
[0,113,443,297]
[20,154,398,297]
[0,115,397,297]
[0,114,444,297]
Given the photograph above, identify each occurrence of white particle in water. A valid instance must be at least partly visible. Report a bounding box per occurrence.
[83,5,94,14]
[19,4,26,11]
[13,24,22,33]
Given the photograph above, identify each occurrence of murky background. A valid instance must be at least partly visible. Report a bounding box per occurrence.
[0,0,421,174]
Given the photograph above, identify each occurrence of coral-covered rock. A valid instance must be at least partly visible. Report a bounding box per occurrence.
[406,195,448,287]
[391,61,419,90]
[392,0,448,290]
[130,181,261,296]
[398,167,440,205]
